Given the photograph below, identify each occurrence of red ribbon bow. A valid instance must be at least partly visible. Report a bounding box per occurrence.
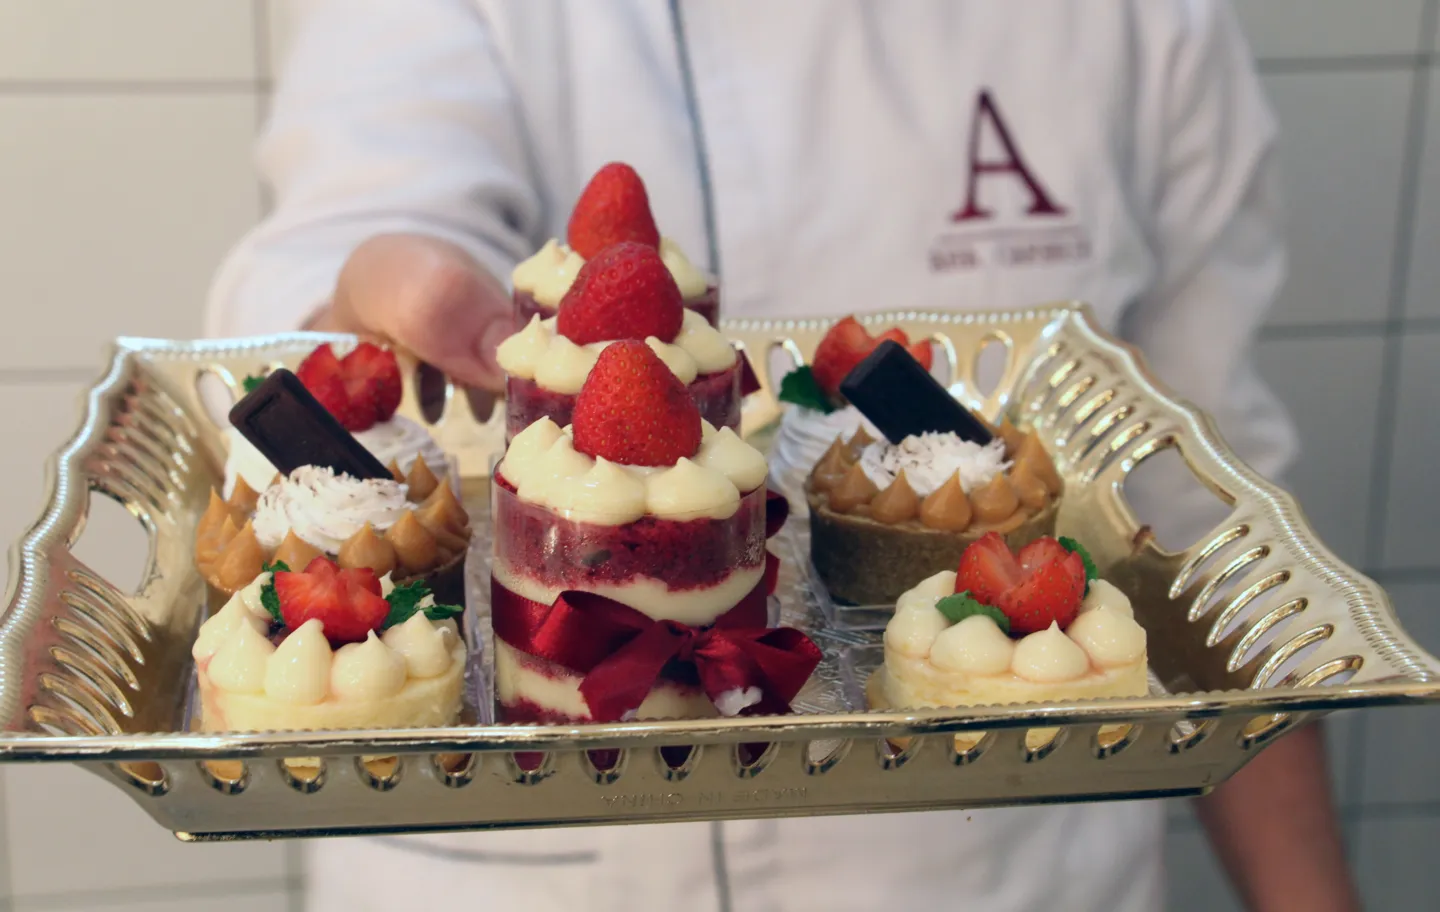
[490,489,818,722]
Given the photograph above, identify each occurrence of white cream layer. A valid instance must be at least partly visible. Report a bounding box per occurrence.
[193,572,464,728]
[859,433,1011,496]
[498,417,767,525]
[880,570,1148,708]
[492,556,762,627]
[497,310,736,395]
[252,466,410,553]
[494,640,716,722]
[512,237,710,306]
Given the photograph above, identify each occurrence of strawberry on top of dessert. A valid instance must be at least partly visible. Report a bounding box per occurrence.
[193,555,466,732]
[224,342,447,499]
[498,242,741,439]
[512,162,718,326]
[872,533,1148,710]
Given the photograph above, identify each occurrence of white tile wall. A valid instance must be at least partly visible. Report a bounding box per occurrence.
[1263,70,1414,326]
[1234,0,1428,59]
[0,2,1438,910]
[0,94,261,370]
[1253,335,1385,566]
[0,0,256,82]
[1379,331,1440,568]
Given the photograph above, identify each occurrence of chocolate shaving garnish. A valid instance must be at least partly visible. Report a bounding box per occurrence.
[227,369,391,481]
[838,339,993,445]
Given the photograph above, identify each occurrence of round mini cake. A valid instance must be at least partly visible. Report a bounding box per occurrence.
[867,534,1148,714]
[193,559,465,733]
[223,342,450,499]
[806,420,1063,606]
[498,242,741,441]
[512,163,719,327]
[490,340,817,725]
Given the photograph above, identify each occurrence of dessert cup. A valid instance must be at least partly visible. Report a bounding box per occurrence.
[515,283,719,329]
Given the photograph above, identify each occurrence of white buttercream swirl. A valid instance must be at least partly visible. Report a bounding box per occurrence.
[512,236,710,306]
[498,417,766,524]
[252,466,410,553]
[859,433,1010,497]
[498,311,735,394]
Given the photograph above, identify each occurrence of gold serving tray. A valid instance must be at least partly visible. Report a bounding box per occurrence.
[3,304,1437,841]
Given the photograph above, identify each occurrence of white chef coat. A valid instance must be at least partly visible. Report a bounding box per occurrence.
[206,2,1299,910]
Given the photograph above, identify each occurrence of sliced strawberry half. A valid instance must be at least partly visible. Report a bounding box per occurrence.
[571,339,702,466]
[811,318,932,397]
[556,241,684,345]
[567,162,661,258]
[274,556,389,646]
[956,534,1087,636]
[295,342,404,432]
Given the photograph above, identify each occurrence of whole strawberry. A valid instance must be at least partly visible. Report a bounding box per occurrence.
[273,556,390,646]
[810,317,934,398]
[567,162,661,258]
[571,340,702,466]
[557,242,684,345]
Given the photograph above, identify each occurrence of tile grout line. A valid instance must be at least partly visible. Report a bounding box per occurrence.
[1350,0,1439,829]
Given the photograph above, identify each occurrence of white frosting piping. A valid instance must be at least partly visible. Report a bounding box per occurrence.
[512,237,709,306]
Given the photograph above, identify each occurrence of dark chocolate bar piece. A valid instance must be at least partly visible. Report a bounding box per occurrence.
[228,369,392,481]
[839,340,993,445]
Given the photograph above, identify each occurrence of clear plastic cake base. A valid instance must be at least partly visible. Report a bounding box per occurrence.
[2,305,1437,840]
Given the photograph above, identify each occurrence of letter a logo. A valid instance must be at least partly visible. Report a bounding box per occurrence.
[952,89,1067,222]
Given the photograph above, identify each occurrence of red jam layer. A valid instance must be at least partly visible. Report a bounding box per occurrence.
[513,287,719,329]
[493,474,765,591]
[505,361,741,441]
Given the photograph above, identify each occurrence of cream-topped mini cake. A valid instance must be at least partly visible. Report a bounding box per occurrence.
[498,242,741,440]
[513,162,718,327]
[193,558,465,732]
[491,340,818,724]
[224,342,449,499]
[868,534,1148,711]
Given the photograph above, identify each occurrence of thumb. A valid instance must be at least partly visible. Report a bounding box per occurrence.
[332,234,513,390]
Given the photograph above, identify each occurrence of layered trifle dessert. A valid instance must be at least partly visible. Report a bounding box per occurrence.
[224,342,448,499]
[194,557,465,732]
[498,241,741,440]
[513,162,719,327]
[867,533,1148,712]
[490,340,817,723]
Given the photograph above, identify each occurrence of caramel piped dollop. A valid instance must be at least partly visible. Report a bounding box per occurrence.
[274,530,323,570]
[198,489,230,543]
[869,470,920,524]
[406,456,440,503]
[214,515,241,552]
[996,418,1027,458]
[1011,462,1050,511]
[811,437,853,492]
[227,476,262,516]
[387,459,406,484]
[339,523,398,578]
[216,521,267,592]
[385,512,439,574]
[828,464,880,514]
[970,473,1020,525]
[845,427,875,458]
[417,486,471,551]
[919,473,973,531]
[1014,433,1063,495]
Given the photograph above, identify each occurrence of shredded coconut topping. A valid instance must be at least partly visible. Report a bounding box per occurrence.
[858,433,1010,496]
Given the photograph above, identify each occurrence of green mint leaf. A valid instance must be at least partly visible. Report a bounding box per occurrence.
[381,580,432,629]
[934,591,1010,634]
[261,559,290,575]
[422,602,465,622]
[1058,536,1098,595]
[242,374,265,394]
[777,366,836,414]
[257,564,285,622]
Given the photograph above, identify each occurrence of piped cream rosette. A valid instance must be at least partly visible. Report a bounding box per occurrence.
[513,237,710,308]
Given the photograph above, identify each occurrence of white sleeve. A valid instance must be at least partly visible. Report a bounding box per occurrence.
[204,0,541,338]
[1121,1,1299,546]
